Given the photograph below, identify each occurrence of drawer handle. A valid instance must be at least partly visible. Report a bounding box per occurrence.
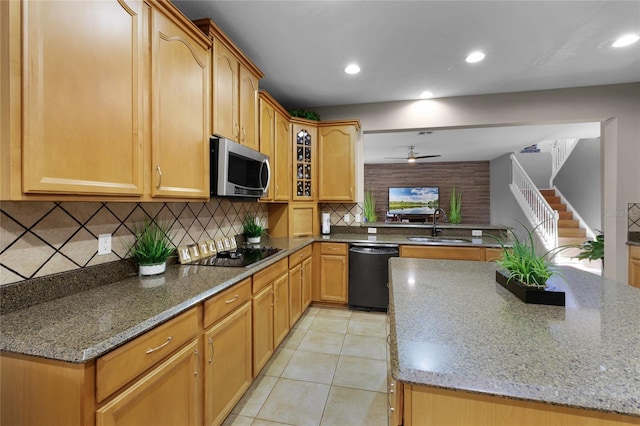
[156,165,162,189]
[329,247,337,251]
[208,337,214,364]
[194,349,199,377]
[146,336,172,354]
[225,295,239,304]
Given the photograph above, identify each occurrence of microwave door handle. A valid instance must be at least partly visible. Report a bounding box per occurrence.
[261,159,271,193]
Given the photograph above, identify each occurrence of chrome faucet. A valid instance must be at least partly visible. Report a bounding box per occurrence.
[431,208,448,236]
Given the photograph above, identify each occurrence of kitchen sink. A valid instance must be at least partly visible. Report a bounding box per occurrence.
[407,236,473,243]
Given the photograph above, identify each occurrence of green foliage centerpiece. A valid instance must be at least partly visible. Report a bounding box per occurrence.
[576,232,604,262]
[492,222,566,306]
[129,220,175,276]
[449,186,462,224]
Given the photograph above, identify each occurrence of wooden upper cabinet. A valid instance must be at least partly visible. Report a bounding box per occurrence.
[318,121,359,202]
[151,5,211,199]
[194,19,264,150]
[259,91,291,202]
[239,66,259,151]
[19,0,145,196]
[212,38,239,141]
[291,120,318,201]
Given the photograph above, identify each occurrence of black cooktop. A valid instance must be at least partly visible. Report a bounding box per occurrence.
[188,246,282,268]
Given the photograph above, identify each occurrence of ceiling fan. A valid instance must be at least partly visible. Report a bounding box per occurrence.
[385,146,441,163]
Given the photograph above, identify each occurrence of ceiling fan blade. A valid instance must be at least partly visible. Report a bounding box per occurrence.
[414,155,441,159]
[384,156,412,159]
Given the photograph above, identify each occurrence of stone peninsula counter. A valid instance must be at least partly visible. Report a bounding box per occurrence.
[388,258,640,424]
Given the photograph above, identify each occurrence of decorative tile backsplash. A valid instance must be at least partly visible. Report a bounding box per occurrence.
[0,200,267,285]
[319,203,363,227]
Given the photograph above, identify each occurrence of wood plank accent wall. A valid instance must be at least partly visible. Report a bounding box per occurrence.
[364,161,490,224]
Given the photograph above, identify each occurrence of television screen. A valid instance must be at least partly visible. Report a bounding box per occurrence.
[388,187,439,215]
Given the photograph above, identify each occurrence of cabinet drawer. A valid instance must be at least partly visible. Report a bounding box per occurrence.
[204,278,252,328]
[320,242,347,255]
[253,258,288,293]
[289,244,312,268]
[96,307,198,402]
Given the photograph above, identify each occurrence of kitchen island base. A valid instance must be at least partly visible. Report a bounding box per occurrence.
[404,385,640,426]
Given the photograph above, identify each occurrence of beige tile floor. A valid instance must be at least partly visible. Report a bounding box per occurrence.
[223,306,389,426]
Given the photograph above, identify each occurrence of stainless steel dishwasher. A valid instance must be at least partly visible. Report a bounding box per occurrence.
[348,243,399,311]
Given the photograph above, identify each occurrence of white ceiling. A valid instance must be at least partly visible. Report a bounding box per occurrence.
[173,0,636,161]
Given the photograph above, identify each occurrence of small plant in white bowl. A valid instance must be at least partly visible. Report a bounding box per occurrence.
[128,220,175,276]
[244,216,264,244]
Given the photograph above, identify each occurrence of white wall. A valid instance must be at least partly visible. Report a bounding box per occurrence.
[312,83,640,282]
[514,152,552,188]
[490,153,530,231]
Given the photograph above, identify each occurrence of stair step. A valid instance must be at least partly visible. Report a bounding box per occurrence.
[549,203,567,211]
[539,189,556,196]
[558,219,579,228]
[558,236,587,246]
[558,228,586,238]
[558,211,574,220]
[544,196,561,204]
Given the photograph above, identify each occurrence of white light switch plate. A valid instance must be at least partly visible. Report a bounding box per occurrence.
[343,213,350,223]
[354,213,361,223]
[472,230,483,237]
[368,227,377,234]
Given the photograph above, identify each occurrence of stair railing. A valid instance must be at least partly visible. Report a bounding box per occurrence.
[549,138,579,186]
[510,154,559,251]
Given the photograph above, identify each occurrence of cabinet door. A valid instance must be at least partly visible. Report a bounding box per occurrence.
[239,65,259,151]
[151,9,210,198]
[290,203,317,237]
[292,124,317,201]
[259,99,275,201]
[213,39,239,141]
[289,263,302,327]
[274,111,292,201]
[273,272,290,348]
[301,256,313,311]
[630,246,640,288]
[252,284,274,376]
[320,255,348,303]
[21,0,144,196]
[96,340,201,426]
[318,125,356,201]
[204,302,252,426]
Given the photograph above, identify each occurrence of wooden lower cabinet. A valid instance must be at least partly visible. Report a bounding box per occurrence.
[203,301,252,426]
[400,245,483,261]
[301,256,313,311]
[314,243,348,304]
[403,384,639,426]
[96,339,201,426]
[288,245,313,326]
[252,258,289,376]
[629,245,640,288]
[289,262,303,325]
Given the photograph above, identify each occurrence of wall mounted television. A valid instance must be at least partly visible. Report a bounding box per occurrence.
[388,187,439,215]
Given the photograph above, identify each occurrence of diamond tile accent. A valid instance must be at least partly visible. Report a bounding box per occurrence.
[0,199,268,284]
[629,203,640,232]
[319,203,362,227]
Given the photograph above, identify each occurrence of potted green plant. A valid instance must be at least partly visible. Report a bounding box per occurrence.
[243,215,264,244]
[492,222,566,305]
[363,190,377,223]
[289,109,320,121]
[449,186,462,224]
[576,232,604,262]
[129,220,175,276]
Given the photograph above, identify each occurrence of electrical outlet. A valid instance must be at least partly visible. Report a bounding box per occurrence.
[472,230,483,237]
[368,227,377,234]
[343,213,350,223]
[98,233,111,255]
[354,213,361,223]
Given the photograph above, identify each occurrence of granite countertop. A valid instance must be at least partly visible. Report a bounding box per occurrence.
[388,258,640,417]
[317,233,505,248]
[0,237,313,363]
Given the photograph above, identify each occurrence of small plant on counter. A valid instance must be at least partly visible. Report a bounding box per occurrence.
[363,189,377,223]
[575,231,604,262]
[243,215,264,243]
[128,220,175,275]
[449,186,462,224]
[492,222,562,289]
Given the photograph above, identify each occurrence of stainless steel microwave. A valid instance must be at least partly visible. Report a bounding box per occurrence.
[210,136,270,198]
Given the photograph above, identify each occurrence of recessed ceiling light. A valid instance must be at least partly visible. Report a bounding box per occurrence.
[420,91,434,99]
[465,51,486,63]
[344,64,360,74]
[612,34,640,48]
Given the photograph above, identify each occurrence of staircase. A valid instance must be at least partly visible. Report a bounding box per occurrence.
[539,189,586,258]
